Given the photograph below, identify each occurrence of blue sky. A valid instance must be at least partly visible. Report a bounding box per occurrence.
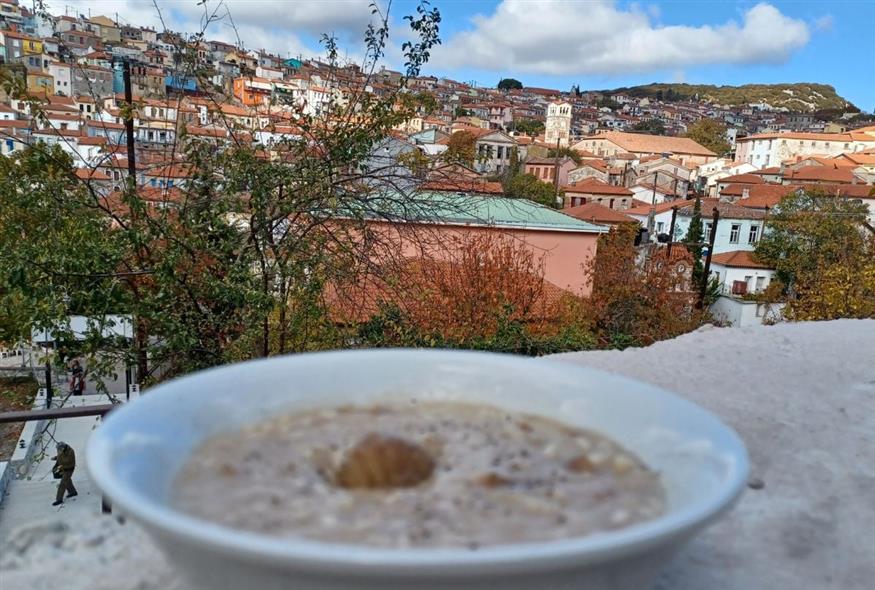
[58,1,874,110]
[417,1,872,110]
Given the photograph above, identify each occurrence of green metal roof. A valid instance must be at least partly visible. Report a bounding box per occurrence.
[345,191,608,233]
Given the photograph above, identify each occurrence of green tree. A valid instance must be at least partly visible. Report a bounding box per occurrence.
[497,78,523,90]
[631,119,666,135]
[444,130,477,166]
[513,118,544,136]
[546,146,581,164]
[505,173,557,208]
[684,119,730,155]
[453,106,470,118]
[683,196,704,283]
[597,97,621,110]
[0,2,444,384]
[755,191,874,320]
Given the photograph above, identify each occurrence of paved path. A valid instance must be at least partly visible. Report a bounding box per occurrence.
[0,320,873,590]
[0,395,116,543]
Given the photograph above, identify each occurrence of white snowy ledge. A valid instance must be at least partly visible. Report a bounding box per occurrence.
[2,320,874,590]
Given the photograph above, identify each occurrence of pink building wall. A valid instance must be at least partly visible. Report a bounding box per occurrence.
[368,221,600,296]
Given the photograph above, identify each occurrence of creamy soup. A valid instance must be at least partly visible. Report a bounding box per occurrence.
[173,401,665,548]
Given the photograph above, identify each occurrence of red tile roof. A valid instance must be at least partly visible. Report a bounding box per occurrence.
[719,173,765,185]
[624,198,698,217]
[785,165,863,184]
[710,250,773,270]
[420,179,504,195]
[720,183,796,199]
[562,202,636,225]
[563,178,633,196]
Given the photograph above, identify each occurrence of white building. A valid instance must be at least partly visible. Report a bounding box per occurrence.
[709,250,775,296]
[544,101,572,147]
[47,61,72,95]
[625,199,767,253]
[734,129,875,169]
[707,250,784,327]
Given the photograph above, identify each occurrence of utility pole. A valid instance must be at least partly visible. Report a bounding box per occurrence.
[553,137,561,207]
[121,59,148,383]
[697,208,720,309]
[122,60,137,180]
[646,170,659,237]
[666,206,678,257]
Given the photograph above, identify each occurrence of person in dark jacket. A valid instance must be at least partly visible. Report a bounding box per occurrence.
[69,360,85,396]
[52,442,78,506]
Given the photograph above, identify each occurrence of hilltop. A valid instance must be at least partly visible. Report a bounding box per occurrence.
[601,83,857,113]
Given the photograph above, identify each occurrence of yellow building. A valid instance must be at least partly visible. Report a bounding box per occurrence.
[18,34,42,55]
[27,71,53,95]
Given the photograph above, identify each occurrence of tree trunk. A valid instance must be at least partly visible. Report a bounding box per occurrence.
[278,278,287,355]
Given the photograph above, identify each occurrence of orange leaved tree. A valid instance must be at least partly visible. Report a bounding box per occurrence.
[584,224,705,348]
[354,231,591,354]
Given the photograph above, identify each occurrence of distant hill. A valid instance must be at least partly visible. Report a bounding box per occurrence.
[602,83,857,113]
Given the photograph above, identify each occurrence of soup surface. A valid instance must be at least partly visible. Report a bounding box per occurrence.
[173,401,665,548]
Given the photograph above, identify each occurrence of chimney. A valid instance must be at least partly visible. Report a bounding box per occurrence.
[742,187,750,199]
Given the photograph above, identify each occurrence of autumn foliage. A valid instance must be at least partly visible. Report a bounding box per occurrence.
[584,224,705,348]
[347,232,591,354]
[756,191,875,321]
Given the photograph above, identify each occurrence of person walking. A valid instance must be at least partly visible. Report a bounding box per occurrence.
[52,441,78,506]
[69,359,85,396]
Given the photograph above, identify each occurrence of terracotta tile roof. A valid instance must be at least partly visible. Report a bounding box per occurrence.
[624,198,700,217]
[710,250,773,269]
[578,131,716,156]
[525,156,574,166]
[834,153,875,166]
[0,120,30,129]
[420,179,504,195]
[737,131,856,143]
[574,160,609,173]
[802,183,875,198]
[563,178,633,196]
[721,183,796,199]
[719,173,765,185]
[751,166,781,175]
[142,163,193,179]
[78,136,107,145]
[74,168,111,181]
[562,202,636,224]
[574,149,599,158]
[676,200,768,220]
[785,165,863,184]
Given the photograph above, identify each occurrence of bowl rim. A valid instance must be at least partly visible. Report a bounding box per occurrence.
[87,348,749,575]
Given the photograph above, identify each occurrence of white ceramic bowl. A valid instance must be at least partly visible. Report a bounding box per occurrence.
[88,349,748,590]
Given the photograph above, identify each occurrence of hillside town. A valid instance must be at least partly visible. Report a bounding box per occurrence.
[0,0,873,335]
[1,3,875,589]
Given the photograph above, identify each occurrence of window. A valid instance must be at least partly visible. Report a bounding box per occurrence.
[755,276,765,292]
[749,225,760,244]
[656,221,664,233]
[730,224,741,244]
[744,275,753,290]
[704,221,713,237]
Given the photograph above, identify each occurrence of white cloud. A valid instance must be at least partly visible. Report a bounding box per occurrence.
[432,1,811,75]
[45,0,377,59]
[814,14,834,32]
